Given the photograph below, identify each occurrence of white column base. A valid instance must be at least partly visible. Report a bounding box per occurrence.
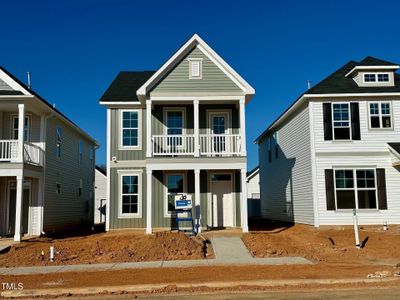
[13,234,21,242]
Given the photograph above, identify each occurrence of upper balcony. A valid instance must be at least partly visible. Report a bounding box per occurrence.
[0,140,44,166]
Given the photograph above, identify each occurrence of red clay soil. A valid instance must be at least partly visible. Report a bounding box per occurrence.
[0,231,211,267]
[243,223,400,264]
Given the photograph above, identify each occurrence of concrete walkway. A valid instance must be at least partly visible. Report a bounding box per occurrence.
[0,237,312,276]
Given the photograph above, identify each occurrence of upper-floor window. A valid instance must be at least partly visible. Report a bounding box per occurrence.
[369,102,392,129]
[363,73,389,83]
[332,103,351,140]
[79,140,83,165]
[189,59,202,79]
[56,126,62,158]
[165,109,185,147]
[121,110,139,148]
[12,116,30,142]
[89,146,94,170]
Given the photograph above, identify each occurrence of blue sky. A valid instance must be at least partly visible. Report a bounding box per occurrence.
[1,0,400,169]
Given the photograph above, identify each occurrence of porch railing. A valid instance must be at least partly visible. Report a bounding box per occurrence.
[0,140,44,166]
[200,134,241,156]
[0,140,19,162]
[152,134,196,156]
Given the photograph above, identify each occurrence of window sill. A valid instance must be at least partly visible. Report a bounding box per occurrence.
[334,209,380,213]
[119,146,142,151]
[118,214,142,219]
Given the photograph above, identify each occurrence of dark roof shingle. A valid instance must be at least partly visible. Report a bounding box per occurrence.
[389,143,400,155]
[100,71,155,102]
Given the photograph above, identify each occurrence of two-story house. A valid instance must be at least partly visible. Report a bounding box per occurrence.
[0,66,97,241]
[255,56,400,226]
[100,34,255,233]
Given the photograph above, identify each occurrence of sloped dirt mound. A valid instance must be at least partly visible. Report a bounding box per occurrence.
[0,231,210,267]
[243,223,400,264]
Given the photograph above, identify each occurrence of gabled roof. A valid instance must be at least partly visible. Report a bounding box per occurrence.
[136,34,255,101]
[388,143,400,155]
[0,65,97,144]
[247,165,259,180]
[345,56,399,77]
[95,165,107,176]
[359,56,398,66]
[99,71,155,103]
[255,56,400,143]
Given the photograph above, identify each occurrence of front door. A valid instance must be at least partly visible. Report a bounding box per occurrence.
[210,173,234,228]
[8,181,31,235]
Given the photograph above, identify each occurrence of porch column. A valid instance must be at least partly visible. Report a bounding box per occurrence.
[18,104,25,163]
[146,100,152,158]
[240,169,249,232]
[37,176,44,236]
[193,100,200,157]
[194,169,201,233]
[146,169,152,234]
[239,98,247,156]
[14,174,24,241]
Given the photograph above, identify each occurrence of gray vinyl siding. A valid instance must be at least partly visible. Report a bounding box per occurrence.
[0,78,13,90]
[0,177,7,236]
[0,111,40,142]
[259,103,314,225]
[150,46,243,96]
[110,108,146,161]
[43,116,95,232]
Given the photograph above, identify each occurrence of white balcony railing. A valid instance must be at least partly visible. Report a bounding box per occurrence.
[0,140,44,166]
[151,134,242,156]
[0,140,19,162]
[200,134,241,156]
[152,135,196,156]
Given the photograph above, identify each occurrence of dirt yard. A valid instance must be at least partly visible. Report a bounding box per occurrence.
[243,222,400,264]
[0,231,211,267]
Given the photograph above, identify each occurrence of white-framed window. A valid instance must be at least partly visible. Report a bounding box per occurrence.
[79,140,83,165]
[120,110,141,149]
[267,137,272,163]
[189,59,202,79]
[334,169,378,210]
[363,73,390,83]
[56,183,61,195]
[165,172,186,216]
[11,115,30,142]
[118,170,142,218]
[56,126,62,158]
[89,146,94,170]
[369,102,392,129]
[164,108,185,147]
[332,103,351,140]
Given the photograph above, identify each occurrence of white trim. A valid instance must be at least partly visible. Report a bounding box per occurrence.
[147,161,247,171]
[105,109,111,231]
[11,114,31,142]
[146,100,152,158]
[345,65,399,77]
[164,171,187,218]
[146,169,152,234]
[119,109,142,150]
[0,68,31,95]
[331,102,352,141]
[136,34,255,99]
[150,95,244,101]
[117,169,143,219]
[99,101,143,106]
[207,110,231,135]
[188,59,202,79]
[367,101,393,130]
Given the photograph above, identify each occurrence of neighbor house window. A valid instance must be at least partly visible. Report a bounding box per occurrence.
[267,137,272,163]
[189,59,202,79]
[166,173,185,214]
[121,110,139,148]
[56,126,62,158]
[273,132,279,159]
[166,109,184,147]
[12,116,30,142]
[332,103,351,140]
[89,146,94,170]
[78,179,82,197]
[120,174,140,216]
[369,102,392,129]
[334,169,377,210]
[79,140,83,165]
[56,183,61,195]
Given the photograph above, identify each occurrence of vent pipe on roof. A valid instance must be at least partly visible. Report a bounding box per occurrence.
[53,103,56,108]
[27,72,31,89]
[307,80,311,90]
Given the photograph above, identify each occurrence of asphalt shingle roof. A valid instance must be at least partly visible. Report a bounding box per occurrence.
[0,90,23,95]
[100,71,155,102]
[389,143,400,155]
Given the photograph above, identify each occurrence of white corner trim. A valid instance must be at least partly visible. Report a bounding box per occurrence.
[308,102,319,227]
[106,109,111,231]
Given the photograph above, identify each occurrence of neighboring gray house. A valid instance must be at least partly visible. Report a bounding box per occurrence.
[0,66,97,241]
[256,56,400,226]
[94,166,107,224]
[247,166,260,218]
[100,34,255,233]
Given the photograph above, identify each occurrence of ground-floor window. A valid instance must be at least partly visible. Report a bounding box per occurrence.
[334,169,377,210]
[165,173,185,215]
[119,171,142,218]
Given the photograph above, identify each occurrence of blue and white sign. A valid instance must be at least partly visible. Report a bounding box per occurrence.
[174,194,192,210]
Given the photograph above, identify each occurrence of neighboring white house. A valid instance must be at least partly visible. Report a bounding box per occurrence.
[94,166,107,224]
[247,166,260,218]
[255,56,400,226]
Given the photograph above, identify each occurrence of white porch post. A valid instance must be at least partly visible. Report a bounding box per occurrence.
[193,100,200,157]
[194,169,201,233]
[14,174,24,241]
[146,169,152,234]
[37,176,44,236]
[240,169,249,232]
[239,98,247,156]
[146,100,152,158]
[18,104,25,163]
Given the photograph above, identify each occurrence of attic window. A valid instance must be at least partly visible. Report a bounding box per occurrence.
[363,73,389,83]
[189,59,202,79]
